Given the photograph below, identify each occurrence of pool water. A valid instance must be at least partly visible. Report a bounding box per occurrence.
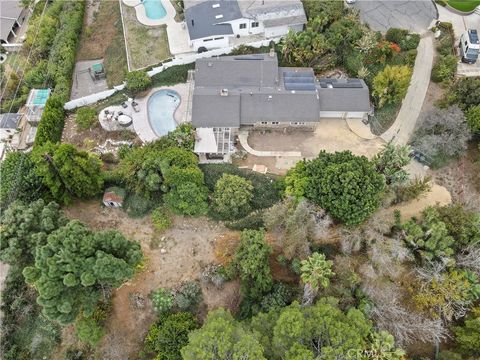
[147,90,180,136]
[142,0,166,20]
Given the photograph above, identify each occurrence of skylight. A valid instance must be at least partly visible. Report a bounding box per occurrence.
[212,3,220,8]
[215,14,224,19]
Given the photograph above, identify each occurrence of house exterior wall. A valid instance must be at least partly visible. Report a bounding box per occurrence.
[265,23,303,38]
[319,111,367,119]
[191,35,230,51]
[250,121,316,130]
[227,18,265,36]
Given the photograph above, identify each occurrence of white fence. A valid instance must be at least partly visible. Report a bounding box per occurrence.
[63,37,282,110]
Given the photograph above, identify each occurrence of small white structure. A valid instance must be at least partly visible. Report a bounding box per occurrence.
[25,88,50,125]
[184,0,306,51]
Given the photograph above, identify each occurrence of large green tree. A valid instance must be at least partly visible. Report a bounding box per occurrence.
[32,142,104,204]
[372,143,411,185]
[286,151,385,226]
[0,200,67,265]
[234,229,273,300]
[372,65,412,107]
[212,174,254,220]
[452,307,480,358]
[0,152,45,210]
[181,309,265,360]
[22,221,142,324]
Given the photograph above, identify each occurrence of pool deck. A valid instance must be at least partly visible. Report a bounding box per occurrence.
[122,0,192,55]
[131,83,191,143]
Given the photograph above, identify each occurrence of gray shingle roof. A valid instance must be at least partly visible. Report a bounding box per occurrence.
[0,0,23,19]
[195,54,279,87]
[185,0,242,40]
[192,88,241,127]
[0,113,21,129]
[317,79,370,112]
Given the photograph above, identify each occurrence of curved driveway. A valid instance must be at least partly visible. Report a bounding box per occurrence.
[352,0,437,34]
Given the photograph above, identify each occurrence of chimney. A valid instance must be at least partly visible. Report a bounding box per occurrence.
[220,88,229,96]
[269,48,275,58]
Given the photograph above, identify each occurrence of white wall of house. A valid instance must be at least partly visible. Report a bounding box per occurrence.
[227,18,264,36]
[191,35,230,51]
[319,111,367,119]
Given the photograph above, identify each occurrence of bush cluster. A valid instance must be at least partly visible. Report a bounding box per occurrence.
[431,55,457,83]
[151,63,195,87]
[385,28,420,51]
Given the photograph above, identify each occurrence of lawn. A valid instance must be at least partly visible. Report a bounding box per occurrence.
[446,0,480,11]
[121,3,172,71]
[76,0,128,87]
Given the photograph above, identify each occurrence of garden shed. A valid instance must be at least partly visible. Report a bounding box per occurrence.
[103,187,126,207]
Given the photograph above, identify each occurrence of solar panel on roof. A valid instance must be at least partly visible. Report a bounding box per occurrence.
[283,71,316,91]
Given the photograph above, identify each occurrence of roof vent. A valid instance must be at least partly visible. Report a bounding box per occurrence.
[212,3,220,8]
[267,95,273,100]
[207,62,213,67]
[221,89,229,96]
[327,83,333,89]
[215,14,224,19]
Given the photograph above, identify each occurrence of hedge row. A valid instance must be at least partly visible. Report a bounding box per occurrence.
[34,0,85,147]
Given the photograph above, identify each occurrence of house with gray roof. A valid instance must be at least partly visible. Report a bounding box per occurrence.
[0,0,29,45]
[192,51,371,162]
[184,0,306,51]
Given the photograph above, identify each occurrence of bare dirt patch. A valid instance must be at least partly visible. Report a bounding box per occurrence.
[432,144,480,211]
[61,113,141,151]
[62,201,237,359]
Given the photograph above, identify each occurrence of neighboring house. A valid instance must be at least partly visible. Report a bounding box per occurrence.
[184,0,307,51]
[0,113,22,162]
[0,0,29,45]
[192,51,371,162]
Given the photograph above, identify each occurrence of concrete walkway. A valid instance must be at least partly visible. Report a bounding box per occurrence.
[381,34,434,145]
[238,131,302,157]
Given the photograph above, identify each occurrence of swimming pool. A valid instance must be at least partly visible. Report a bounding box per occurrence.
[147,90,180,137]
[142,0,166,20]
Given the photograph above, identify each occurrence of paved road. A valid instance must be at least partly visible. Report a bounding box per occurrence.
[381,34,434,145]
[352,0,437,34]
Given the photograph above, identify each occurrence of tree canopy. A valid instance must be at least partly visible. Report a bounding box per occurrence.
[23,221,142,324]
[212,174,254,220]
[32,142,104,204]
[285,151,385,226]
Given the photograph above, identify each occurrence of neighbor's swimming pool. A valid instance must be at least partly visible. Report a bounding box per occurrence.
[142,0,166,20]
[147,90,180,137]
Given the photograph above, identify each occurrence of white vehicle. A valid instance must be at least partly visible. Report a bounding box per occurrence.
[459,29,479,64]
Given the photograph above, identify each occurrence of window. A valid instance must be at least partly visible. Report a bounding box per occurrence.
[271,121,279,125]
[260,121,268,125]
[203,38,213,42]
[251,21,259,28]
[290,122,306,126]
[215,14,224,19]
[214,37,224,40]
[239,23,247,29]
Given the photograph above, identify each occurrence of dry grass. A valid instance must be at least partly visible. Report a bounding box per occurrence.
[76,0,128,87]
[121,3,172,70]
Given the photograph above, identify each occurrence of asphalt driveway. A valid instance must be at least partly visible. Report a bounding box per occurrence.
[352,0,437,34]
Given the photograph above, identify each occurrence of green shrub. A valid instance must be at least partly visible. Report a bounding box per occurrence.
[142,312,197,360]
[212,174,254,220]
[385,28,407,44]
[174,281,203,312]
[200,164,282,211]
[75,316,104,346]
[125,70,152,94]
[151,206,173,232]
[75,107,97,130]
[125,193,156,217]
[151,63,195,87]
[431,55,457,83]
[466,105,480,133]
[394,176,432,204]
[225,210,265,230]
[373,65,412,108]
[385,28,420,51]
[437,33,455,56]
[151,288,174,313]
[34,95,66,146]
[164,183,208,216]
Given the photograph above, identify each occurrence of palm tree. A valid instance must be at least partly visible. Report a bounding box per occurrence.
[300,252,334,306]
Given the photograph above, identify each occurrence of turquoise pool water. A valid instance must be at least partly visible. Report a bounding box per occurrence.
[142,0,166,20]
[148,90,180,136]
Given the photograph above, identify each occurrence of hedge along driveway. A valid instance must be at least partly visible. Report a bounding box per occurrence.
[447,0,480,12]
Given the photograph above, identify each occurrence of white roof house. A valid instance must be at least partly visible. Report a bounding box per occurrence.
[184,0,306,51]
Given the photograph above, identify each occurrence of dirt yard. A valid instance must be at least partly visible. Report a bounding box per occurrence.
[236,120,385,174]
[62,112,141,151]
[432,144,480,211]
[76,0,128,86]
[121,3,172,70]
[61,201,239,359]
